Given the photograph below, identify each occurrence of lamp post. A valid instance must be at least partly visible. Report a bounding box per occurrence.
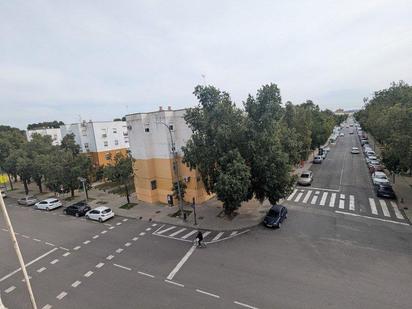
[78,177,88,202]
[158,121,184,219]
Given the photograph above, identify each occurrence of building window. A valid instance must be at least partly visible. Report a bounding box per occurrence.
[105,153,111,160]
[150,180,157,190]
[113,128,117,134]
[104,141,108,147]
[114,140,119,145]
[84,143,89,148]
[169,124,174,131]
[144,127,150,133]
[82,130,87,136]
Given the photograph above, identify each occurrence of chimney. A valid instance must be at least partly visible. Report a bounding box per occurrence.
[159,106,163,111]
[167,106,172,111]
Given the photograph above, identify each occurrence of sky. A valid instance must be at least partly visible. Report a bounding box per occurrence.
[1,0,412,129]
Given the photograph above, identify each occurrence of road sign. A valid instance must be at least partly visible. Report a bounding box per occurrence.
[0,174,8,185]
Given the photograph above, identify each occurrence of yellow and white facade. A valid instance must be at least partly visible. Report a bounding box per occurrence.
[126,107,211,205]
[60,121,129,167]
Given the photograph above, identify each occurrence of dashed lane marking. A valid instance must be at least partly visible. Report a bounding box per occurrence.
[379,200,390,217]
[96,262,105,269]
[33,238,41,242]
[122,218,128,222]
[71,281,81,288]
[164,280,184,287]
[139,232,146,236]
[4,286,16,294]
[151,223,157,227]
[37,267,46,273]
[22,235,30,239]
[84,271,94,278]
[138,271,155,278]
[56,291,67,300]
[42,304,52,309]
[145,227,152,231]
[92,235,99,239]
[50,259,59,265]
[234,300,259,309]
[132,237,139,241]
[390,201,404,220]
[59,247,69,251]
[101,230,107,234]
[63,252,71,257]
[45,242,55,247]
[369,198,378,215]
[113,264,131,271]
[116,222,122,226]
[196,289,220,299]
[116,248,124,253]
[106,255,114,260]
[125,242,131,247]
[83,240,91,245]
[73,246,81,251]
[109,226,115,230]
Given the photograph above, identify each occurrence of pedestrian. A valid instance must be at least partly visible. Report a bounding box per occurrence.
[196,231,204,247]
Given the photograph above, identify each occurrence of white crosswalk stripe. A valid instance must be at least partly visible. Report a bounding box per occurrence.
[339,199,344,209]
[157,226,176,235]
[212,232,224,241]
[349,195,355,211]
[329,193,336,207]
[302,190,312,203]
[310,194,318,205]
[379,200,390,217]
[390,201,404,220]
[320,192,328,206]
[369,198,378,215]
[294,192,303,202]
[181,230,198,239]
[287,189,297,201]
[169,228,187,237]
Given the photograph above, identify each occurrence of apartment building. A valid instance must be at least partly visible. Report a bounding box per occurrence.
[60,121,129,167]
[126,107,211,205]
[26,128,63,146]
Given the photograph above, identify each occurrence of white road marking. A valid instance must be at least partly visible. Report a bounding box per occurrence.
[196,289,220,298]
[15,232,19,235]
[83,240,91,245]
[84,271,94,277]
[234,300,259,309]
[294,192,303,202]
[152,223,157,227]
[390,201,404,220]
[122,218,128,222]
[379,200,390,217]
[339,199,345,209]
[125,242,131,247]
[113,264,131,271]
[339,152,346,187]
[33,238,41,242]
[104,223,112,227]
[37,267,46,273]
[302,190,312,203]
[4,286,16,294]
[96,262,105,269]
[230,231,238,236]
[21,276,32,282]
[59,247,69,251]
[310,186,340,192]
[139,232,146,236]
[164,280,184,287]
[320,192,328,206]
[71,280,81,288]
[310,194,318,205]
[335,211,409,226]
[116,248,124,253]
[42,304,52,309]
[63,252,71,257]
[22,235,30,239]
[1,228,8,232]
[287,189,297,201]
[92,235,99,239]
[340,194,345,199]
[0,248,58,283]
[169,228,187,237]
[157,226,176,235]
[132,237,139,241]
[50,259,59,265]
[45,242,55,247]
[181,230,198,239]
[106,255,114,260]
[369,198,378,215]
[207,229,250,244]
[73,246,81,251]
[116,222,122,226]
[138,271,155,278]
[349,195,355,211]
[56,291,67,300]
[203,231,211,238]
[109,226,115,230]
[329,193,336,207]
[212,232,224,241]
[145,227,151,231]
[101,230,107,234]
[167,245,197,280]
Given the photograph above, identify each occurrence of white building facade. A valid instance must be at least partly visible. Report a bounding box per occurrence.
[26,128,63,146]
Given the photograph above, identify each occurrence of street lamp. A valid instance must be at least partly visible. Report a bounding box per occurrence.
[78,177,88,202]
[158,121,184,219]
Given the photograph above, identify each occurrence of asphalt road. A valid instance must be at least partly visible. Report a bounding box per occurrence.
[1,121,411,308]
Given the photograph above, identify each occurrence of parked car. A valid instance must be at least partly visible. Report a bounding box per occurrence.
[298,170,313,186]
[17,196,38,206]
[374,183,396,199]
[34,198,63,211]
[339,132,344,137]
[85,206,115,222]
[349,131,354,134]
[366,155,378,164]
[1,190,6,198]
[313,156,323,164]
[263,205,288,228]
[372,171,390,186]
[351,147,360,154]
[365,150,376,156]
[64,201,91,217]
[369,164,384,173]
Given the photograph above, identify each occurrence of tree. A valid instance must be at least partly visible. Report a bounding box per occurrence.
[27,121,64,130]
[103,153,134,204]
[172,180,187,202]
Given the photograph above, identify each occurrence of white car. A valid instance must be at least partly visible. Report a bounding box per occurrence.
[297,170,313,186]
[34,198,63,211]
[85,206,114,222]
[351,147,360,154]
[339,132,344,137]
[372,172,389,186]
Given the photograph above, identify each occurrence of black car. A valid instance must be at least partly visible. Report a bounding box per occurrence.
[375,184,396,199]
[263,205,288,229]
[63,202,91,217]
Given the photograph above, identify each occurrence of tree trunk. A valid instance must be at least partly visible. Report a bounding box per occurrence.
[23,179,29,195]
[124,183,130,204]
[70,188,75,197]
[13,173,18,183]
[7,174,13,191]
[37,180,43,193]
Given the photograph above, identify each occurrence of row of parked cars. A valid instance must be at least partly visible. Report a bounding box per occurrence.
[16,196,115,222]
[354,125,396,199]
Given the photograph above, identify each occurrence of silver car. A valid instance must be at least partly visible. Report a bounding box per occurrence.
[298,171,313,186]
[17,196,38,206]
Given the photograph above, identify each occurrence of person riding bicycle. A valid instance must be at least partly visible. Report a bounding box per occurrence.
[196,231,204,247]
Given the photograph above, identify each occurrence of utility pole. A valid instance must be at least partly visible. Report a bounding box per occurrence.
[0,195,38,309]
[78,177,88,201]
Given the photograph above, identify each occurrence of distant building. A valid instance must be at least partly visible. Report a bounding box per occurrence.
[26,128,63,146]
[334,108,346,115]
[60,121,129,167]
[126,107,211,205]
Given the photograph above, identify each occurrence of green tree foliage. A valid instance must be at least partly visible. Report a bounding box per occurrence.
[171,180,187,202]
[355,81,412,173]
[103,153,134,204]
[27,121,64,130]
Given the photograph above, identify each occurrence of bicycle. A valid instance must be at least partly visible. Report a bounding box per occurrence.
[193,238,207,248]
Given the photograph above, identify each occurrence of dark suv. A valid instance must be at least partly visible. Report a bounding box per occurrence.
[63,202,91,217]
[375,184,396,199]
[263,205,288,229]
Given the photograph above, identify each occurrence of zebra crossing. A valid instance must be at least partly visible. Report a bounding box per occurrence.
[286,188,407,222]
[152,224,249,244]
